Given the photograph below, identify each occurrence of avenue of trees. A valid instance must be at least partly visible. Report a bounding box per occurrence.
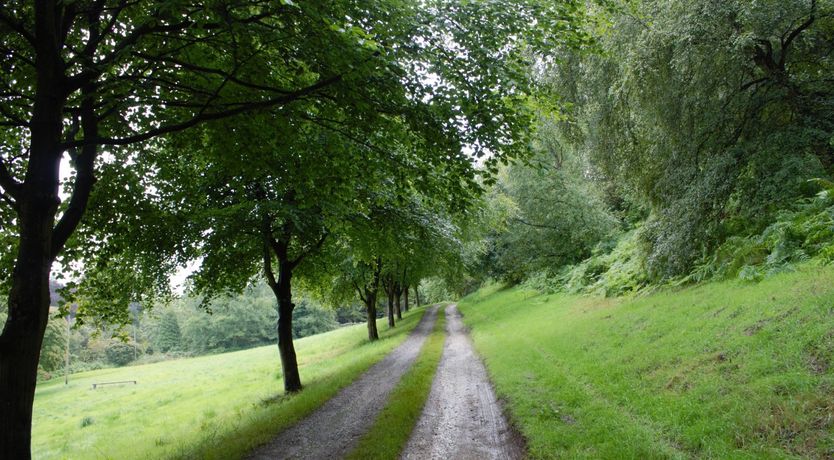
[0,1,587,457]
[5,1,830,457]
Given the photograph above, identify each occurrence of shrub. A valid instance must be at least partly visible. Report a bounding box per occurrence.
[105,342,136,366]
[524,230,650,297]
[69,360,107,373]
[687,181,834,282]
[37,367,53,382]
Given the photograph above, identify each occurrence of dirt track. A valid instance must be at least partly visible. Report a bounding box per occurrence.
[247,305,439,460]
[401,304,523,460]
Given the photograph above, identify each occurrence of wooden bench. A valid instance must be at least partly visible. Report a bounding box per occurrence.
[92,380,137,389]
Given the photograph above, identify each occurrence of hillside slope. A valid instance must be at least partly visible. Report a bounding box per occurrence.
[459,265,834,459]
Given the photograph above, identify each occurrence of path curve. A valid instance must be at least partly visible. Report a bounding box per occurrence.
[248,305,440,460]
[402,304,523,460]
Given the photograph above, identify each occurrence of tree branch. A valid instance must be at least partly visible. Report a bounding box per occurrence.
[0,158,22,200]
[131,52,294,95]
[290,231,328,267]
[0,8,35,46]
[64,74,342,148]
[51,86,99,259]
[779,0,816,68]
[510,216,563,230]
[740,77,769,92]
[262,215,279,292]
[353,281,368,304]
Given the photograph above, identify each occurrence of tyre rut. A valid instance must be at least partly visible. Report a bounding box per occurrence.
[248,305,440,460]
[401,304,523,460]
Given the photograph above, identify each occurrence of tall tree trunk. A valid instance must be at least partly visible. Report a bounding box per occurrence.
[0,9,66,454]
[395,287,402,320]
[0,265,53,460]
[267,258,302,393]
[365,294,379,341]
[387,289,395,327]
[263,226,302,393]
[362,259,383,341]
[414,282,421,307]
[403,284,409,312]
[275,267,301,393]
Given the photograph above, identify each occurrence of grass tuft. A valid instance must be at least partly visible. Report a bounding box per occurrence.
[79,416,94,428]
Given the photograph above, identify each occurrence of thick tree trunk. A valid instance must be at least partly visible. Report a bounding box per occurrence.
[273,260,301,393]
[0,161,59,455]
[362,258,382,341]
[277,301,301,392]
[263,227,302,393]
[0,273,52,460]
[365,294,379,341]
[0,13,67,454]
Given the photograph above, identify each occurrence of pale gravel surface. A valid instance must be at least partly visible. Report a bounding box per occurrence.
[247,305,439,460]
[401,303,524,460]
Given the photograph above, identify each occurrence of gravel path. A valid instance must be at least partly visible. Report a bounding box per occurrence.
[247,305,440,460]
[402,303,524,460]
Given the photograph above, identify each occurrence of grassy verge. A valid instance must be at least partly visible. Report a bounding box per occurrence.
[33,307,427,460]
[346,305,447,460]
[459,265,834,459]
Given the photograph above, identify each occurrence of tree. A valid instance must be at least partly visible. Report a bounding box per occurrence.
[154,310,181,353]
[292,299,338,340]
[37,316,67,374]
[151,113,396,391]
[178,286,279,353]
[326,192,467,338]
[140,0,584,390]
[0,2,374,454]
[0,0,587,454]
[478,132,620,283]
[513,0,834,280]
[350,258,385,341]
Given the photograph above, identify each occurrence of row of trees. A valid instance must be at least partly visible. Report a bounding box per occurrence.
[0,1,587,456]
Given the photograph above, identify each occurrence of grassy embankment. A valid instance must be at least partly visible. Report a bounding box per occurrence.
[347,305,447,459]
[33,307,427,460]
[460,265,834,459]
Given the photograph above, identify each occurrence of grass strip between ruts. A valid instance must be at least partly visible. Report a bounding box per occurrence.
[345,305,447,460]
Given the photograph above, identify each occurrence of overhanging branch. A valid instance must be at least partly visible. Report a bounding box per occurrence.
[0,158,22,200]
[63,74,342,149]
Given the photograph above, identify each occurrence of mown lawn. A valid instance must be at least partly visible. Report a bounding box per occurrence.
[33,307,427,460]
[459,265,834,459]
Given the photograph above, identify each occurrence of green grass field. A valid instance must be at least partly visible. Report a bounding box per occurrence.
[347,305,446,460]
[459,265,834,459]
[33,307,427,460]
